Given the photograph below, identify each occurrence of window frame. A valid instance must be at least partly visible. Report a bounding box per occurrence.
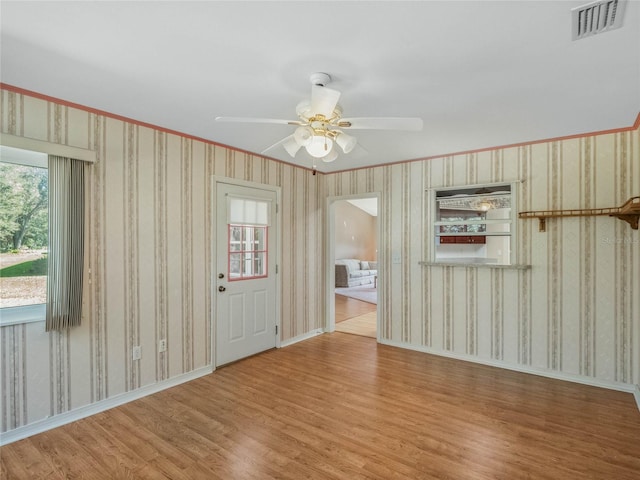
[0,150,49,325]
[0,304,46,326]
[0,134,95,327]
[431,182,518,266]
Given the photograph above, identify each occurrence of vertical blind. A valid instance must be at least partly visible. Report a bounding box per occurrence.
[46,155,85,331]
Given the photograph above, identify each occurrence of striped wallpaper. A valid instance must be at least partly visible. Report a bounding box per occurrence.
[0,89,326,434]
[1,87,638,437]
[325,131,639,389]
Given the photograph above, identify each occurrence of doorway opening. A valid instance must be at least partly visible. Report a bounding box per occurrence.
[327,195,379,339]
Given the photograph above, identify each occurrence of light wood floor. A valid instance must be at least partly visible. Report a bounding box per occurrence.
[334,293,376,323]
[334,312,377,338]
[2,334,640,479]
[335,294,377,338]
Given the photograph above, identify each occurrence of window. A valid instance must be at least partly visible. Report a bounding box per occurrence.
[433,184,515,265]
[228,225,268,280]
[226,194,271,281]
[0,147,49,323]
[1,135,93,328]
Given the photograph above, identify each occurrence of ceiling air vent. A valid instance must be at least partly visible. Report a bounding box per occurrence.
[572,0,627,40]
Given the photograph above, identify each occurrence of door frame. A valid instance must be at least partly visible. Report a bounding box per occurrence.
[325,192,381,340]
[211,176,282,369]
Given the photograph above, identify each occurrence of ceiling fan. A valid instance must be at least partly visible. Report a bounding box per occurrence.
[215,73,423,169]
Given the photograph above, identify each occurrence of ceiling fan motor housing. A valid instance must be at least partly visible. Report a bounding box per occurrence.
[310,72,331,87]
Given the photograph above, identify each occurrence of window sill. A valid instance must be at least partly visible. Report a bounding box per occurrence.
[0,304,46,327]
[419,261,531,270]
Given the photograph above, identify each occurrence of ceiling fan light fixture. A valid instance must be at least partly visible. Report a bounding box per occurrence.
[477,201,493,212]
[283,136,302,157]
[471,195,505,212]
[217,73,425,169]
[293,126,314,146]
[336,132,357,154]
[322,149,339,163]
[306,135,334,158]
[295,100,312,119]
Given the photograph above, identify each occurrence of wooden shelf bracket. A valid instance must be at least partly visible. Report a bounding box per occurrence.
[519,196,640,232]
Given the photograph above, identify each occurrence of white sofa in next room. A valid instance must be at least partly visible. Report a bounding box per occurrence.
[335,259,378,288]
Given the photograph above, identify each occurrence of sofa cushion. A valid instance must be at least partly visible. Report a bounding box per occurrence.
[335,259,377,287]
[341,259,361,273]
[360,260,370,270]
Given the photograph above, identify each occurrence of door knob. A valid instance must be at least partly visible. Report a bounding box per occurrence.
[218,286,226,292]
[218,273,225,279]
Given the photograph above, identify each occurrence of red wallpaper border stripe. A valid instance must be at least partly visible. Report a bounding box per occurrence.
[2,83,639,176]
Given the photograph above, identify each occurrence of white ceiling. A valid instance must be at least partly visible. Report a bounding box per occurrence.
[1,1,638,173]
[347,198,378,217]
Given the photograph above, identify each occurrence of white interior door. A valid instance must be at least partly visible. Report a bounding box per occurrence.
[216,182,278,366]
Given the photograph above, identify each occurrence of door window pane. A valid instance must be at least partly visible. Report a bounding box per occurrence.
[229,226,242,251]
[229,253,242,278]
[228,224,268,280]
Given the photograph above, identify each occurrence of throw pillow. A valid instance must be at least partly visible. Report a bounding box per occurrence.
[361,261,370,270]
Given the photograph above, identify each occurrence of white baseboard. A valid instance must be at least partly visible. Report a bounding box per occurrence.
[378,338,637,395]
[0,365,214,446]
[1,328,325,445]
[3,339,636,446]
[280,328,324,348]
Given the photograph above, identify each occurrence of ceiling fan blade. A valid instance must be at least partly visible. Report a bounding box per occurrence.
[338,117,423,131]
[216,116,301,126]
[261,134,302,158]
[352,142,369,157]
[261,135,295,154]
[310,85,341,118]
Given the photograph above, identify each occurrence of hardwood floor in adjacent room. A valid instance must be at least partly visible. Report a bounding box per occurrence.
[334,311,376,338]
[334,293,376,323]
[335,294,377,338]
[2,333,640,479]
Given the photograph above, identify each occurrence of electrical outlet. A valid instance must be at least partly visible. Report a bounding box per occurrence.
[159,339,167,353]
[132,345,141,361]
